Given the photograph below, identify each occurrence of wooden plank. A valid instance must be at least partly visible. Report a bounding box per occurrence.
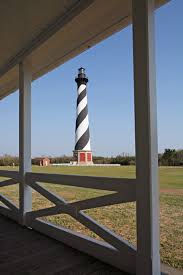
[0,170,20,181]
[26,172,136,192]
[72,192,135,210]
[0,178,18,187]
[26,206,60,221]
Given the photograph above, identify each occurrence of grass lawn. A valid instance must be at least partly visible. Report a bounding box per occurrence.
[0,165,182,269]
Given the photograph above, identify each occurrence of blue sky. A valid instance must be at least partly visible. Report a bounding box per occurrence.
[0,0,182,157]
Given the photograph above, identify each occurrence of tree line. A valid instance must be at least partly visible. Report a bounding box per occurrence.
[158,149,183,166]
[0,149,183,166]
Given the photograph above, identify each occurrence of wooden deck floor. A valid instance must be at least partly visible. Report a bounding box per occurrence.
[1,214,181,275]
[0,215,128,275]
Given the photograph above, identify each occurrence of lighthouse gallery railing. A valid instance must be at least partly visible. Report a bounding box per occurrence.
[0,169,136,274]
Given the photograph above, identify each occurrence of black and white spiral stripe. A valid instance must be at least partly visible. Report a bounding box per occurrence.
[75,83,91,151]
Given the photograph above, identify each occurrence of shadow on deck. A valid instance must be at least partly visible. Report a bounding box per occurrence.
[0,215,128,275]
[1,214,182,275]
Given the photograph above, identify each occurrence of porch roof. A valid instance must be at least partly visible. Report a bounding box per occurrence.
[0,0,168,99]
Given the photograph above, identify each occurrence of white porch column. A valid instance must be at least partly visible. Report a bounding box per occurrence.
[19,58,32,225]
[132,0,160,274]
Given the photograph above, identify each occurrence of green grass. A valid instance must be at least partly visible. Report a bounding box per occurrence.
[0,165,182,269]
[159,167,183,189]
[1,165,182,189]
[34,165,137,178]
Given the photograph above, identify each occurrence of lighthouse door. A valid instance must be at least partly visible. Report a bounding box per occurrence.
[79,152,85,162]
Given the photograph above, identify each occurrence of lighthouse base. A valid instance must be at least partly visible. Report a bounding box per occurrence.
[73,150,93,165]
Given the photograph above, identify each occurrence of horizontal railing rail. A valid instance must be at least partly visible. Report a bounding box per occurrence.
[26,172,136,192]
[0,170,21,181]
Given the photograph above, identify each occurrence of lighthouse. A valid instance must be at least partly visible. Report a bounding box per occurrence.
[73,68,93,165]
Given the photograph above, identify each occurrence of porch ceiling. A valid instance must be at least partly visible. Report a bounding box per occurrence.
[0,0,169,99]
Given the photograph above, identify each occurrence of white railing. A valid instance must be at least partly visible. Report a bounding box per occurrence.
[0,170,136,274]
[0,170,20,221]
